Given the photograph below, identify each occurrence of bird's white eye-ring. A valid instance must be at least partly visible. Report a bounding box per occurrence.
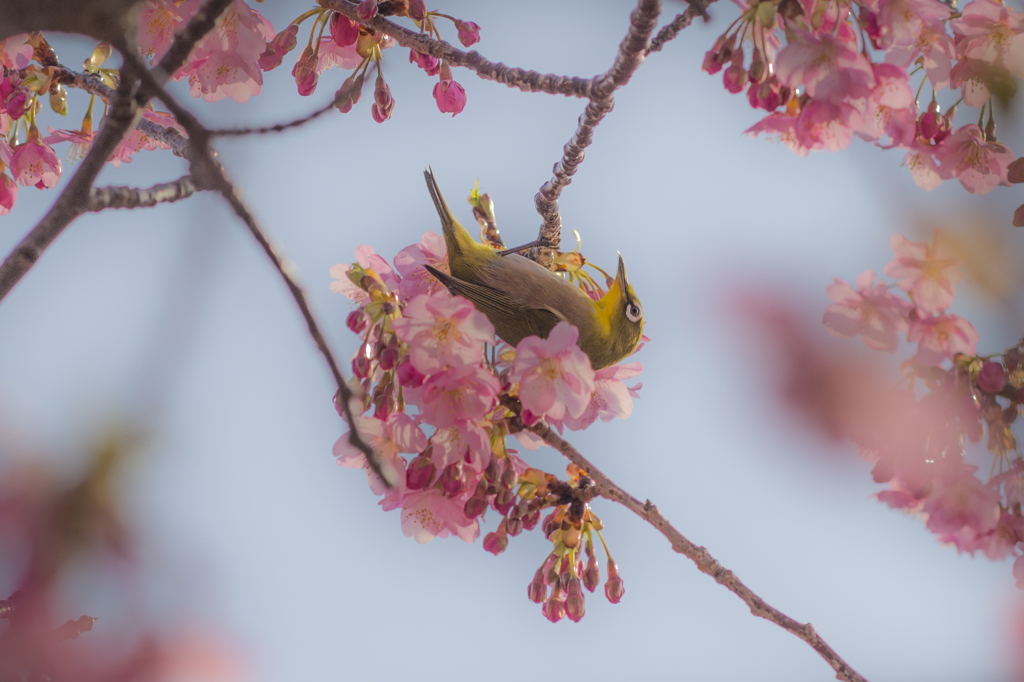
[625,302,642,322]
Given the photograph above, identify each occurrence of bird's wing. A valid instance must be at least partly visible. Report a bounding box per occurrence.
[477,254,596,323]
[424,265,559,325]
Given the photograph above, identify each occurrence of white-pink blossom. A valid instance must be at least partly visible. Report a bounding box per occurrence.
[511,322,596,422]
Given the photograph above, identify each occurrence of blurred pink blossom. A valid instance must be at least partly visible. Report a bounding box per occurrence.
[908,313,980,365]
[884,234,960,313]
[823,270,912,352]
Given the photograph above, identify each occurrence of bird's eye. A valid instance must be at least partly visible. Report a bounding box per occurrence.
[625,302,642,323]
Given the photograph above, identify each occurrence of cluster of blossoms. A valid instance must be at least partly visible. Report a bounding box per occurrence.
[329,222,642,622]
[251,0,476,120]
[708,0,1024,198]
[1,1,479,217]
[823,233,1024,586]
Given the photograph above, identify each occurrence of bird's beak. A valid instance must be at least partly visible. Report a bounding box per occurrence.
[617,253,628,296]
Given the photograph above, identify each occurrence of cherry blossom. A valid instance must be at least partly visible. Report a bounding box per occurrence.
[433,62,466,116]
[907,313,980,366]
[418,364,500,429]
[393,232,449,299]
[329,245,399,303]
[823,270,912,352]
[562,362,643,431]
[511,322,596,422]
[0,172,17,215]
[933,124,1014,194]
[922,465,1001,535]
[9,139,62,189]
[950,0,1024,79]
[392,293,495,374]
[316,37,363,74]
[398,488,478,543]
[775,29,875,105]
[883,234,960,313]
[334,413,424,494]
[854,63,914,142]
[430,421,492,472]
[0,35,33,69]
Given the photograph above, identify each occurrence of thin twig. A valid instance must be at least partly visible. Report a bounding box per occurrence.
[532,0,662,267]
[647,7,705,54]
[123,55,390,485]
[87,176,202,211]
[527,422,869,682]
[320,0,595,98]
[209,96,339,137]
[0,0,236,303]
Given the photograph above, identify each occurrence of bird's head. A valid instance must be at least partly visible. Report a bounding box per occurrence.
[594,254,644,363]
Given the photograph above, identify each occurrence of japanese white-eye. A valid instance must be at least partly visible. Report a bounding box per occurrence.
[421,169,644,370]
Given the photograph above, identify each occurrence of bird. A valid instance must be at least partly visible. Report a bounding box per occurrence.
[420,169,644,370]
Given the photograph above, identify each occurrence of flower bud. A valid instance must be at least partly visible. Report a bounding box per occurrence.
[522,508,541,530]
[440,462,465,495]
[49,84,67,116]
[483,530,508,555]
[493,487,514,515]
[583,556,600,592]
[330,13,360,46]
[723,64,748,94]
[407,0,426,21]
[702,49,723,75]
[748,47,765,83]
[463,494,486,520]
[259,24,299,70]
[346,310,367,333]
[352,352,371,379]
[1006,349,1020,372]
[718,33,736,63]
[978,361,1007,394]
[409,49,440,75]
[527,568,547,604]
[379,345,399,371]
[1008,158,1024,184]
[291,46,318,96]
[918,109,942,141]
[371,75,394,122]
[357,0,379,20]
[542,592,566,622]
[604,576,625,604]
[405,454,435,490]
[500,465,517,490]
[506,515,523,537]
[562,526,581,549]
[396,361,425,388]
[565,577,585,622]
[455,20,481,47]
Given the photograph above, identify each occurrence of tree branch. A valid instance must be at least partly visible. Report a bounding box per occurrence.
[86,175,202,211]
[527,422,869,682]
[209,95,339,137]
[0,0,235,303]
[320,0,595,98]
[532,0,662,267]
[647,7,705,54]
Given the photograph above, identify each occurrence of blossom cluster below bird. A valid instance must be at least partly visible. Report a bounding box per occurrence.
[329,223,643,622]
[822,233,1023,587]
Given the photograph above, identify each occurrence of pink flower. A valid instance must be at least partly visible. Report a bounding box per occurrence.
[429,421,492,472]
[0,35,33,69]
[334,413,425,494]
[10,139,61,189]
[950,59,995,107]
[44,125,95,164]
[933,124,1014,194]
[329,245,399,303]
[795,101,857,152]
[951,0,1024,79]
[0,74,28,120]
[854,63,914,142]
[938,510,1023,559]
[455,20,481,47]
[399,488,479,543]
[884,234,960,313]
[887,23,955,88]
[823,270,912,351]
[868,0,954,53]
[392,293,495,374]
[258,24,298,71]
[177,0,275,102]
[393,232,449,299]
[0,172,17,215]
[316,37,363,74]
[291,46,318,96]
[902,145,944,190]
[136,0,186,61]
[418,364,500,428]
[922,465,1001,535]
[908,314,979,365]
[776,29,875,105]
[109,110,186,167]
[746,111,809,156]
[562,362,643,431]
[511,322,596,422]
